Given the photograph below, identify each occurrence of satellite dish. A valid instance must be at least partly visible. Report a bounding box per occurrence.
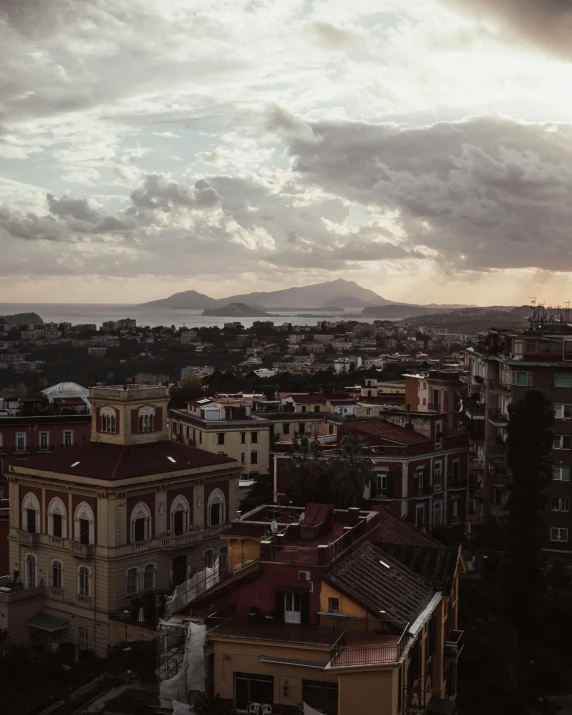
[298,511,305,525]
[270,520,278,534]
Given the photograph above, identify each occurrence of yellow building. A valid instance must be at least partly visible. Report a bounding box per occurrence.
[177,504,465,714]
[3,385,242,656]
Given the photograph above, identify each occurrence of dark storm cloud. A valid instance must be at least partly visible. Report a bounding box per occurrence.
[444,0,572,58]
[286,115,572,271]
[128,175,222,214]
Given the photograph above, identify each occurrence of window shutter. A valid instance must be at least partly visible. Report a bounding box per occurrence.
[155,406,163,431]
[386,472,393,498]
[300,592,310,625]
[131,409,139,435]
[274,591,285,623]
[527,372,533,386]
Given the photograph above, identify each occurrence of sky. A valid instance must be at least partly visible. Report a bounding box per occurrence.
[2,0,572,306]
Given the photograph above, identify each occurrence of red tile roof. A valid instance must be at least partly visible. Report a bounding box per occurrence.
[372,506,441,547]
[344,420,430,445]
[16,440,237,480]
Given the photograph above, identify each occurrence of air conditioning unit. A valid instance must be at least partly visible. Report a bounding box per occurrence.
[298,570,311,581]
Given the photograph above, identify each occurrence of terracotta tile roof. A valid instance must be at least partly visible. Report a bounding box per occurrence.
[372,506,441,547]
[344,420,430,445]
[16,439,237,480]
[325,541,434,627]
[179,562,264,613]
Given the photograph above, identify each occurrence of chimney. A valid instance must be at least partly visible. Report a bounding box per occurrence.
[347,507,360,526]
[260,540,273,560]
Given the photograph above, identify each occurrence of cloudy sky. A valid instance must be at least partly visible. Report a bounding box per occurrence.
[2,0,572,305]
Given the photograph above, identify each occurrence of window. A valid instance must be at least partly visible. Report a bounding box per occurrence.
[130,502,152,543]
[299,423,305,435]
[451,459,461,486]
[144,564,156,591]
[26,554,36,588]
[199,431,202,444]
[451,499,459,521]
[52,560,63,589]
[302,680,338,715]
[555,373,572,388]
[100,407,116,433]
[376,471,389,498]
[512,339,524,355]
[435,420,443,449]
[217,433,225,445]
[282,423,290,435]
[78,626,88,651]
[301,405,307,413]
[552,497,570,512]
[219,545,228,571]
[78,566,90,596]
[241,431,246,444]
[126,567,138,596]
[170,495,190,536]
[415,504,425,528]
[434,501,443,527]
[553,466,571,481]
[415,468,425,496]
[555,404,572,420]
[366,408,372,416]
[22,492,40,533]
[39,432,49,451]
[251,432,258,444]
[284,592,302,623]
[328,598,340,613]
[314,405,320,413]
[433,461,443,490]
[329,423,335,435]
[16,433,26,453]
[251,451,258,465]
[63,430,73,447]
[240,453,245,464]
[234,673,274,712]
[74,502,95,544]
[207,488,226,527]
[512,371,532,387]
[550,527,569,542]
[204,550,214,569]
[48,497,67,538]
[554,435,571,450]
[138,405,155,433]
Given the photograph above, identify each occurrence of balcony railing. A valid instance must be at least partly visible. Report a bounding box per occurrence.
[71,542,94,558]
[207,618,340,646]
[488,379,511,395]
[18,530,39,546]
[445,629,464,658]
[465,403,485,419]
[159,530,205,548]
[488,410,509,427]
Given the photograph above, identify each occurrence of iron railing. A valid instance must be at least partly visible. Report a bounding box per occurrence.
[207,619,339,646]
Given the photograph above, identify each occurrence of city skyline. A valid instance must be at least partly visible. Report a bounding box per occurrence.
[2,0,572,305]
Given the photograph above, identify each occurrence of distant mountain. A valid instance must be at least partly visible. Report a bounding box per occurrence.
[0,312,43,324]
[202,303,272,317]
[139,289,218,309]
[361,305,445,319]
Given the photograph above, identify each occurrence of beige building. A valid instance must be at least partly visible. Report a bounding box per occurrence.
[170,398,271,478]
[4,385,242,656]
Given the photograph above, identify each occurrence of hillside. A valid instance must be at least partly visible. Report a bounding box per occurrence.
[362,304,445,319]
[139,289,218,310]
[404,306,531,333]
[201,303,272,317]
[0,312,43,324]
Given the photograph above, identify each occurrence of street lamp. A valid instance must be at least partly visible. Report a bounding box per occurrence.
[123,609,129,642]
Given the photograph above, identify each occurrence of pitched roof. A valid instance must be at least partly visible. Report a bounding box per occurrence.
[16,440,237,480]
[372,506,441,547]
[378,544,459,596]
[179,562,263,613]
[344,420,430,445]
[325,541,434,627]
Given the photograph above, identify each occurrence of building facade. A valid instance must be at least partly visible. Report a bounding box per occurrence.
[3,385,242,655]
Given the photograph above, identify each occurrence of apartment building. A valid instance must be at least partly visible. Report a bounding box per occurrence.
[274,418,470,532]
[174,503,464,715]
[3,385,242,655]
[170,397,271,478]
[463,315,572,554]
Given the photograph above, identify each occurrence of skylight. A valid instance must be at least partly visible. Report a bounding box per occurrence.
[167,456,176,463]
[379,559,391,569]
[71,462,80,467]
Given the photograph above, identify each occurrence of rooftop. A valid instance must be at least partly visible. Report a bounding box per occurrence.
[343,420,431,445]
[14,439,237,480]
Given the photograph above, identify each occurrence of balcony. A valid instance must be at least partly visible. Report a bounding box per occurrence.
[460,374,485,387]
[70,542,94,558]
[488,410,509,427]
[445,630,464,659]
[159,530,205,549]
[488,378,511,396]
[18,530,39,546]
[465,403,485,420]
[207,618,340,647]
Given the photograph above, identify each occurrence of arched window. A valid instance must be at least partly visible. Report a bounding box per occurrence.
[130,502,152,543]
[51,559,63,589]
[78,566,90,596]
[100,406,116,434]
[138,406,155,434]
[74,502,95,545]
[47,497,67,539]
[26,554,37,589]
[204,549,214,569]
[170,495,191,536]
[22,492,41,534]
[207,488,226,527]
[126,567,138,597]
[219,545,228,571]
[143,564,156,591]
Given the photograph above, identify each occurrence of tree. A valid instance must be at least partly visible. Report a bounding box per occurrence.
[328,435,373,508]
[496,389,554,653]
[288,435,330,505]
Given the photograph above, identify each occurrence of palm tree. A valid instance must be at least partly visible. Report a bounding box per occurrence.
[330,435,374,508]
[288,435,331,505]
